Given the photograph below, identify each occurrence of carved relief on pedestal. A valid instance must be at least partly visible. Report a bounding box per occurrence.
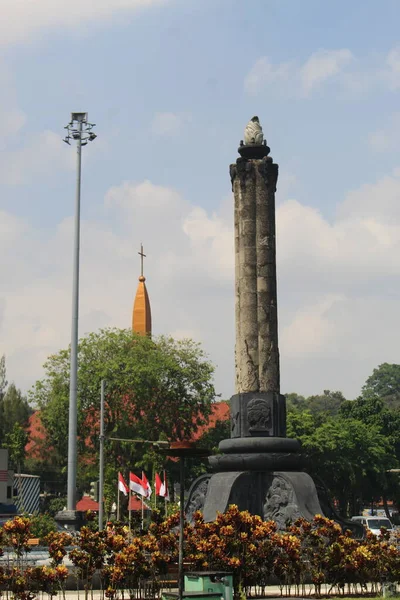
[185,475,211,523]
[231,410,240,437]
[263,476,301,530]
[246,397,272,435]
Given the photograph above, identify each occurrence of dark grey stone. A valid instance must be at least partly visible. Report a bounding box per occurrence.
[54,509,85,531]
[197,470,323,526]
[230,392,286,438]
[186,122,345,535]
[219,437,300,454]
[209,452,301,472]
[185,474,211,523]
[237,144,270,160]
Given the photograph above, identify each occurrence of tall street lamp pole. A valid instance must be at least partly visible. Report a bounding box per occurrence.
[63,113,97,511]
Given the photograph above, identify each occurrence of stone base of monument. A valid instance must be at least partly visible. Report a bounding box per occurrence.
[185,443,364,538]
[186,467,324,530]
[210,437,301,471]
[54,509,85,531]
[184,390,327,528]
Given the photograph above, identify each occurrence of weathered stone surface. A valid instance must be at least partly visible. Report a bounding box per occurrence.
[208,452,301,472]
[196,471,323,525]
[219,437,300,454]
[232,157,280,397]
[190,121,334,534]
[230,392,286,439]
[185,474,211,523]
[244,116,264,145]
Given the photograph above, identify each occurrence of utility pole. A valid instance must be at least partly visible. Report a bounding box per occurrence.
[63,113,97,511]
[99,379,105,530]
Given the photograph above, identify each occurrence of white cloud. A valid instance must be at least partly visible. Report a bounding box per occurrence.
[337,168,400,224]
[368,113,400,152]
[2,166,400,400]
[0,130,75,185]
[299,48,354,95]
[0,0,169,46]
[244,48,353,97]
[385,45,400,89]
[0,60,26,143]
[244,57,292,95]
[151,112,191,136]
[245,45,400,97]
[281,295,345,357]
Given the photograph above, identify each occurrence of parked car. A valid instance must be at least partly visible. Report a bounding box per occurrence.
[351,515,394,536]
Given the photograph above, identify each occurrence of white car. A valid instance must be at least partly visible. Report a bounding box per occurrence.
[351,515,394,536]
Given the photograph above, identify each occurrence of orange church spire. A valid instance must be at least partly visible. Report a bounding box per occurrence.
[132,244,152,336]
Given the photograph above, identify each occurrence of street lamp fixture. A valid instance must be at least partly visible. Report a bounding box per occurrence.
[64,112,97,513]
[106,437,170,447]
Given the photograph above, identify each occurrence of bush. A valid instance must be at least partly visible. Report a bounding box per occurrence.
[47,496,67,517]
[29,513,58,543]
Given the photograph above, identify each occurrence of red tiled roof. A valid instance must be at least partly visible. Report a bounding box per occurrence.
[73,495,151,512]
[76,495,99,511]
[192,401,230,440]
[26,401,230,459]
[128,495,151,511]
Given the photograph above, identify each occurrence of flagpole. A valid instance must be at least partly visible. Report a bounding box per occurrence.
[98,379,105,531]
[129,491,132,532]
[164,470,167,515]
[117,482,119,521]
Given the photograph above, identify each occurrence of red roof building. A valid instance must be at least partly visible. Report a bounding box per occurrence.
[26,401,230,459]
[128,495,151,511]
[76,495,99,512]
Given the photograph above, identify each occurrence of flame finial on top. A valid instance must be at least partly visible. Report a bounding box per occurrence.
[244,116,264,145]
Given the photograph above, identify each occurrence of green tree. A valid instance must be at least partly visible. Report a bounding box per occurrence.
[0,354,7,402]
[181,415,231,485]
[285,393,307,412]
[361,363,400,409]
[340,371,400,517]
[5,423,29,470]
[30,328,216,492]
[287,409,317,440]
[305,390,346,419]
[290,414,397,516]
[286,390,346,421]
[0,382,31,446]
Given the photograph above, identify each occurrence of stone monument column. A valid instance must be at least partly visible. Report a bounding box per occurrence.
[229,118,286,440]
[184,117,324,528]
[233,148,279,395]
[185,118,363,538]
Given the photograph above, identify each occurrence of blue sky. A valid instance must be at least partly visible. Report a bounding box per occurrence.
[1,0,400,401]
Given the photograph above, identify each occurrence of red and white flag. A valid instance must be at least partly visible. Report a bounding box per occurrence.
[142,471,152,498]
[118,472,129,496]
[129,472,147,497]
[155,473,163,496]
[155,471,170,500]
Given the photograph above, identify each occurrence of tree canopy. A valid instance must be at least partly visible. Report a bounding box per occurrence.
[0,383,32,445]
[29,328,216,494]
[361,363,400,409]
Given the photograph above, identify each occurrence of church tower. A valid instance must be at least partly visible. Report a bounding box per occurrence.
[132,244,152,336]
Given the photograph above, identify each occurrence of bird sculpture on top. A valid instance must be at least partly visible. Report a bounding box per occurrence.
[244,116,264,145]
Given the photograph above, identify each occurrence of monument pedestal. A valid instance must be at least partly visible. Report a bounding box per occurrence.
[54,509,85,531]
[185,429,324,528]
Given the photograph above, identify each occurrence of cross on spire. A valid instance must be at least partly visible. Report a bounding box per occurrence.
[138,243,146,277]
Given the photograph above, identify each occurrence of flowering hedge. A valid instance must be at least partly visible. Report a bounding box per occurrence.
[1,508,400,599]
